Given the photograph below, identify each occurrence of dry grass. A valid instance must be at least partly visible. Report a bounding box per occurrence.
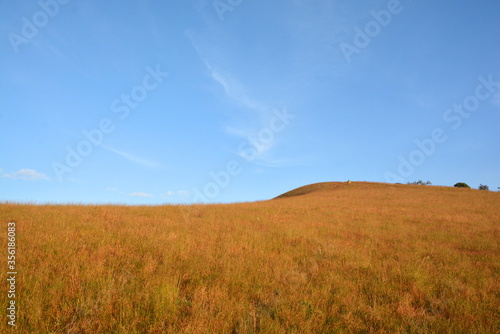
[1,182,499,333]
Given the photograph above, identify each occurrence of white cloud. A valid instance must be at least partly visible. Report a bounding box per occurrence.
[105,187,117,191]
[209,67,268,114]
[186,30,269,114]
[2,169,50,181]
[129,192,153,197]
[161,190,190,198]
[186,31,303,168]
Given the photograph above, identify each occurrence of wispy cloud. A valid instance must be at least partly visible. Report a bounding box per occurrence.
[226,128,277,161]
[101,145,160,168]
[161,190,190,198]
[2,169,50,181]
[129,192,153,197]
[208,66,268,113]
[105,187,117,191]
[186,30,268,115]
[209,72,282,163]
[186,30,301,168]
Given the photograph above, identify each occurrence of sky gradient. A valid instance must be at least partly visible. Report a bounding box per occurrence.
[1,0,499,204]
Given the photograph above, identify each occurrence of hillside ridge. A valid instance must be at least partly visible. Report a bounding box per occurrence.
[273,181,378,199]
[272,181,473,200]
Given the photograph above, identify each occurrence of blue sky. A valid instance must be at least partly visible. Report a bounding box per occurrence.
[1,0,499,204]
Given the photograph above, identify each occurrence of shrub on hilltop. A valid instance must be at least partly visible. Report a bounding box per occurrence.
[408,180,432,185]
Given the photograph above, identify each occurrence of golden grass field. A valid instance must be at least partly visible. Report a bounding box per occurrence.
[1,182,499,333]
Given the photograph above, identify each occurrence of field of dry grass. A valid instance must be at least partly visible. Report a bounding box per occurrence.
[1,182,499,333]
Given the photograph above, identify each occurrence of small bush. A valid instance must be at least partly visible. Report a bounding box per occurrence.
[408,180,432,185]
[479,184,489,191]
[454,182,470,188]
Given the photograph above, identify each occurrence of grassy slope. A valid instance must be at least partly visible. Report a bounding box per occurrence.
[1,182,499,333]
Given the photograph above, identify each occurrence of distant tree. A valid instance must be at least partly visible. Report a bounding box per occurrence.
[454,182,470,188]
[408,180,432,185]
[479,184,489,191]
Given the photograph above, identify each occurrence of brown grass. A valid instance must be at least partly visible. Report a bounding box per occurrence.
[1,182,499,333]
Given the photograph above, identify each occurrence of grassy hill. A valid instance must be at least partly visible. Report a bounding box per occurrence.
[1,182,499,332]
[273,181,347,199]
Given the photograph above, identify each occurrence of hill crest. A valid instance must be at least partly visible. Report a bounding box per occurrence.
[273,181,376,199]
